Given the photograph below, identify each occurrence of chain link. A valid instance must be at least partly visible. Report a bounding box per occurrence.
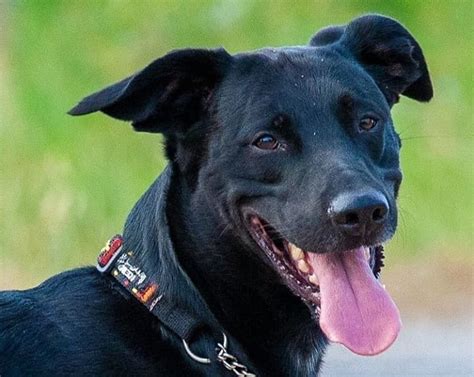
[216,341,256,377]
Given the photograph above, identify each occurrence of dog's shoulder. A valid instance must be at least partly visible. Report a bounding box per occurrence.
[0,267,196,376]
[0,267,116,329]
[0,267,103,332]
[0,268,117,374]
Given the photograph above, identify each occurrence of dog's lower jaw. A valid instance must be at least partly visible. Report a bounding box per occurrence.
[165,172,327,376]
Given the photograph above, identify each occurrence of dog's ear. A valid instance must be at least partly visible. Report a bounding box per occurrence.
[68,48,232,134]
[309,25,345,47]
[309,15,433,105]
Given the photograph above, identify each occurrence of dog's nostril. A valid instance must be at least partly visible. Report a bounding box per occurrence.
[372,206,387,222]
[343,212,359,225]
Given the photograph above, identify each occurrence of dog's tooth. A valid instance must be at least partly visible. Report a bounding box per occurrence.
[289,243,304,261]
[273,248,283,256]
[309,273,319,286]
[364,248,370,261]
[297,259,310,274]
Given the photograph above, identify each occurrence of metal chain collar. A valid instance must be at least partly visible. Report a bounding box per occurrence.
[216,339,256,377]
[183,332,256,376]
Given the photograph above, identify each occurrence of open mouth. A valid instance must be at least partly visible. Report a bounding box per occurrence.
[247,215,401,356]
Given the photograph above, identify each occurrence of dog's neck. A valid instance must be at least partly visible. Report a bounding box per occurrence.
[162,166,326,375]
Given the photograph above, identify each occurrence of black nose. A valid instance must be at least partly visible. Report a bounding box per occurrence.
[329,191,389,236]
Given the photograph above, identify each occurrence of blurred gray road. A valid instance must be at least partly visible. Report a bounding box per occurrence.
[322,316,473,377]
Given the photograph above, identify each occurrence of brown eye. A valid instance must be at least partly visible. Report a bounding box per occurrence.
[359,117,378,131]
[254,134,279,150]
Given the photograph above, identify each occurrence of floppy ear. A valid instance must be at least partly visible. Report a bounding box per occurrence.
[68,48,232,134]
[309,14,433,105]
[309,25,345,47]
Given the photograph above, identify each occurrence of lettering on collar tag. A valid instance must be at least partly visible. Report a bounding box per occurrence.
[97,235,163,310]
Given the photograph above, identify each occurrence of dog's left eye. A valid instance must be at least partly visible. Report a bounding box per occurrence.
[253,134,279,150]
[359,117,378,131]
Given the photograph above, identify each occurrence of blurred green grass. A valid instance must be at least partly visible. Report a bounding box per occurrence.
[1,0,472,288]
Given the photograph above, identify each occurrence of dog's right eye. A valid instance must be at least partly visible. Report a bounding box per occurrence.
[253,134,279,150]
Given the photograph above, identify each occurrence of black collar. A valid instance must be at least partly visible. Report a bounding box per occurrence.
[97,233,207,343]
[96,166,256,375]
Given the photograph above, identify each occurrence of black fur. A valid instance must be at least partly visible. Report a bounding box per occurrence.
[1,15,432,376]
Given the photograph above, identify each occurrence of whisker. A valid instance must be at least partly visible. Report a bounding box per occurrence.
[400,133,474,141]
[217,223,231,240]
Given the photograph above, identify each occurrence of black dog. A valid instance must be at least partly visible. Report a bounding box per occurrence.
[0,15,432,376]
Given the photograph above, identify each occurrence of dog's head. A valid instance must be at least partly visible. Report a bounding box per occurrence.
[70,15,432,356]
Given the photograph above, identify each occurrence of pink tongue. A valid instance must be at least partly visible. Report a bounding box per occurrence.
[307,247,401,356]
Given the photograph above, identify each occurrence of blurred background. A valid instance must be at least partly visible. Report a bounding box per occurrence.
[0,1,472,375]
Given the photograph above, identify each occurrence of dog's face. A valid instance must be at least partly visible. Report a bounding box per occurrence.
[70,15,432,356]
[209,46,401,253]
